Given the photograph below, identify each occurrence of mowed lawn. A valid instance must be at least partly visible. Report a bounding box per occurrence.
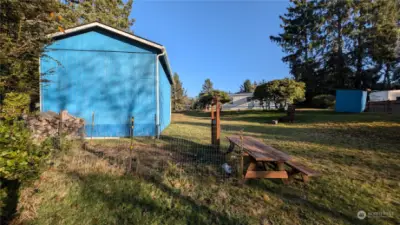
[14,110,400,225]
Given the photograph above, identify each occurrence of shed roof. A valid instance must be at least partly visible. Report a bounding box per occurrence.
[48,22,173,85]
[230,92,253,97]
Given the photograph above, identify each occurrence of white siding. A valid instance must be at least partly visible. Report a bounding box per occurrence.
[370,90,400,102]
[388,90,400,101]
[222,93,276,110]
[369,91,388,102]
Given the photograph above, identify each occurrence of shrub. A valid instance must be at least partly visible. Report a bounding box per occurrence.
[0,121,53,216]
[1,92,30,121]
[312,94,336,108]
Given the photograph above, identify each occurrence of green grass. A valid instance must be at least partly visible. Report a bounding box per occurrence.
[14,110,400,224]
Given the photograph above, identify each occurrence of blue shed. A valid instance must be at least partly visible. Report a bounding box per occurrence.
[335,90,367,113]
[40,22,173,137]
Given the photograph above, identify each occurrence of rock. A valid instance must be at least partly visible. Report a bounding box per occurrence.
[25,110,85,142]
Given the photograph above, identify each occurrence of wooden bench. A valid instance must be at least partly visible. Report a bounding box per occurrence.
[226,135,320,183]
[285,160,321,182]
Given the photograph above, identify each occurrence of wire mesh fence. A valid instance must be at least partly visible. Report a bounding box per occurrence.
[79,118,242,182]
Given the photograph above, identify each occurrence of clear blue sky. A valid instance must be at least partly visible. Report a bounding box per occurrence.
[130,0,290,97]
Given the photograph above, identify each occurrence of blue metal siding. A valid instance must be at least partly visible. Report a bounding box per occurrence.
[335,90,367,113]
[159,61,171,133]
[41,31,157,137]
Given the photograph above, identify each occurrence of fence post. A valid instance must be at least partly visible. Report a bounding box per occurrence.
[210,97,220,150]
[59,110,64,150]
[215,97,221,149]
[90,111,95,143]
[211,102,215,145]
[239,129,244,181]
[129,116,134,173]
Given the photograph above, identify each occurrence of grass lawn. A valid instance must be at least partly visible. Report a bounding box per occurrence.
[13,110,400,225]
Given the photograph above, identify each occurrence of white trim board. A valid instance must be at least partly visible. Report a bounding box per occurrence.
[47,22,164,50]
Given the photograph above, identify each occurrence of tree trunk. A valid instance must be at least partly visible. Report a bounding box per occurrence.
[385,63,391,89]
[355,39,363,89]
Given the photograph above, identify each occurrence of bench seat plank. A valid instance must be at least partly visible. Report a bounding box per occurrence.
[245,171,288,179]
[285,160,320,177]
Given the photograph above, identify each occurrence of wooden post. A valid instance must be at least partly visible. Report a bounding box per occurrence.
[211,118,216,145]
[211,97,221,149]
[215,97,220,149]
[239,130,244,180]
[211,101,215,145]
[211,103,215,119]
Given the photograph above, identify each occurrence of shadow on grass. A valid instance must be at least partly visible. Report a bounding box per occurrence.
[246,179,378,225]
[180,110,400,124]
[66,171,245,224]
[0,179,20,224]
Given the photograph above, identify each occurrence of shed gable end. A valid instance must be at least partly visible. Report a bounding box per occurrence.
[48,28,158,53]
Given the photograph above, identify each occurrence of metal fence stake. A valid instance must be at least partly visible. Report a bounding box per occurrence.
[129,116,134,173]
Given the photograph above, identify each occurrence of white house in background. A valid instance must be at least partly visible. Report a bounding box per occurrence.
[222,93,276,110]
[369,90,400,102]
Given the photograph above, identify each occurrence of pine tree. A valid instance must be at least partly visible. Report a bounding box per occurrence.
[368,0,399,89]
[171,73,187,111]
[200,79,213,95]
[239,79,254,93]
[60,0,134,31]
[270,0,323,98]
[271,0,399,99]
[320,0,353,90]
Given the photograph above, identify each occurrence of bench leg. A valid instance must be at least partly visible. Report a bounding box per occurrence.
[243,158,257,180]
[287,169,310,183]
[276,162,289,184]
[287,169,300,183]
[302,174,310,183]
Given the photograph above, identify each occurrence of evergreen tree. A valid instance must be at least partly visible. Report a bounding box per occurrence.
[0,0,62,106]
[60,0,134,31]
[270,0,323,98]
[321,0,353,90]
[0,0,136,109]
[171,73,187,111]
[200,79,213,94]
[271,0,400,100]
[368,0,399,89]
[239,79,254,93]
